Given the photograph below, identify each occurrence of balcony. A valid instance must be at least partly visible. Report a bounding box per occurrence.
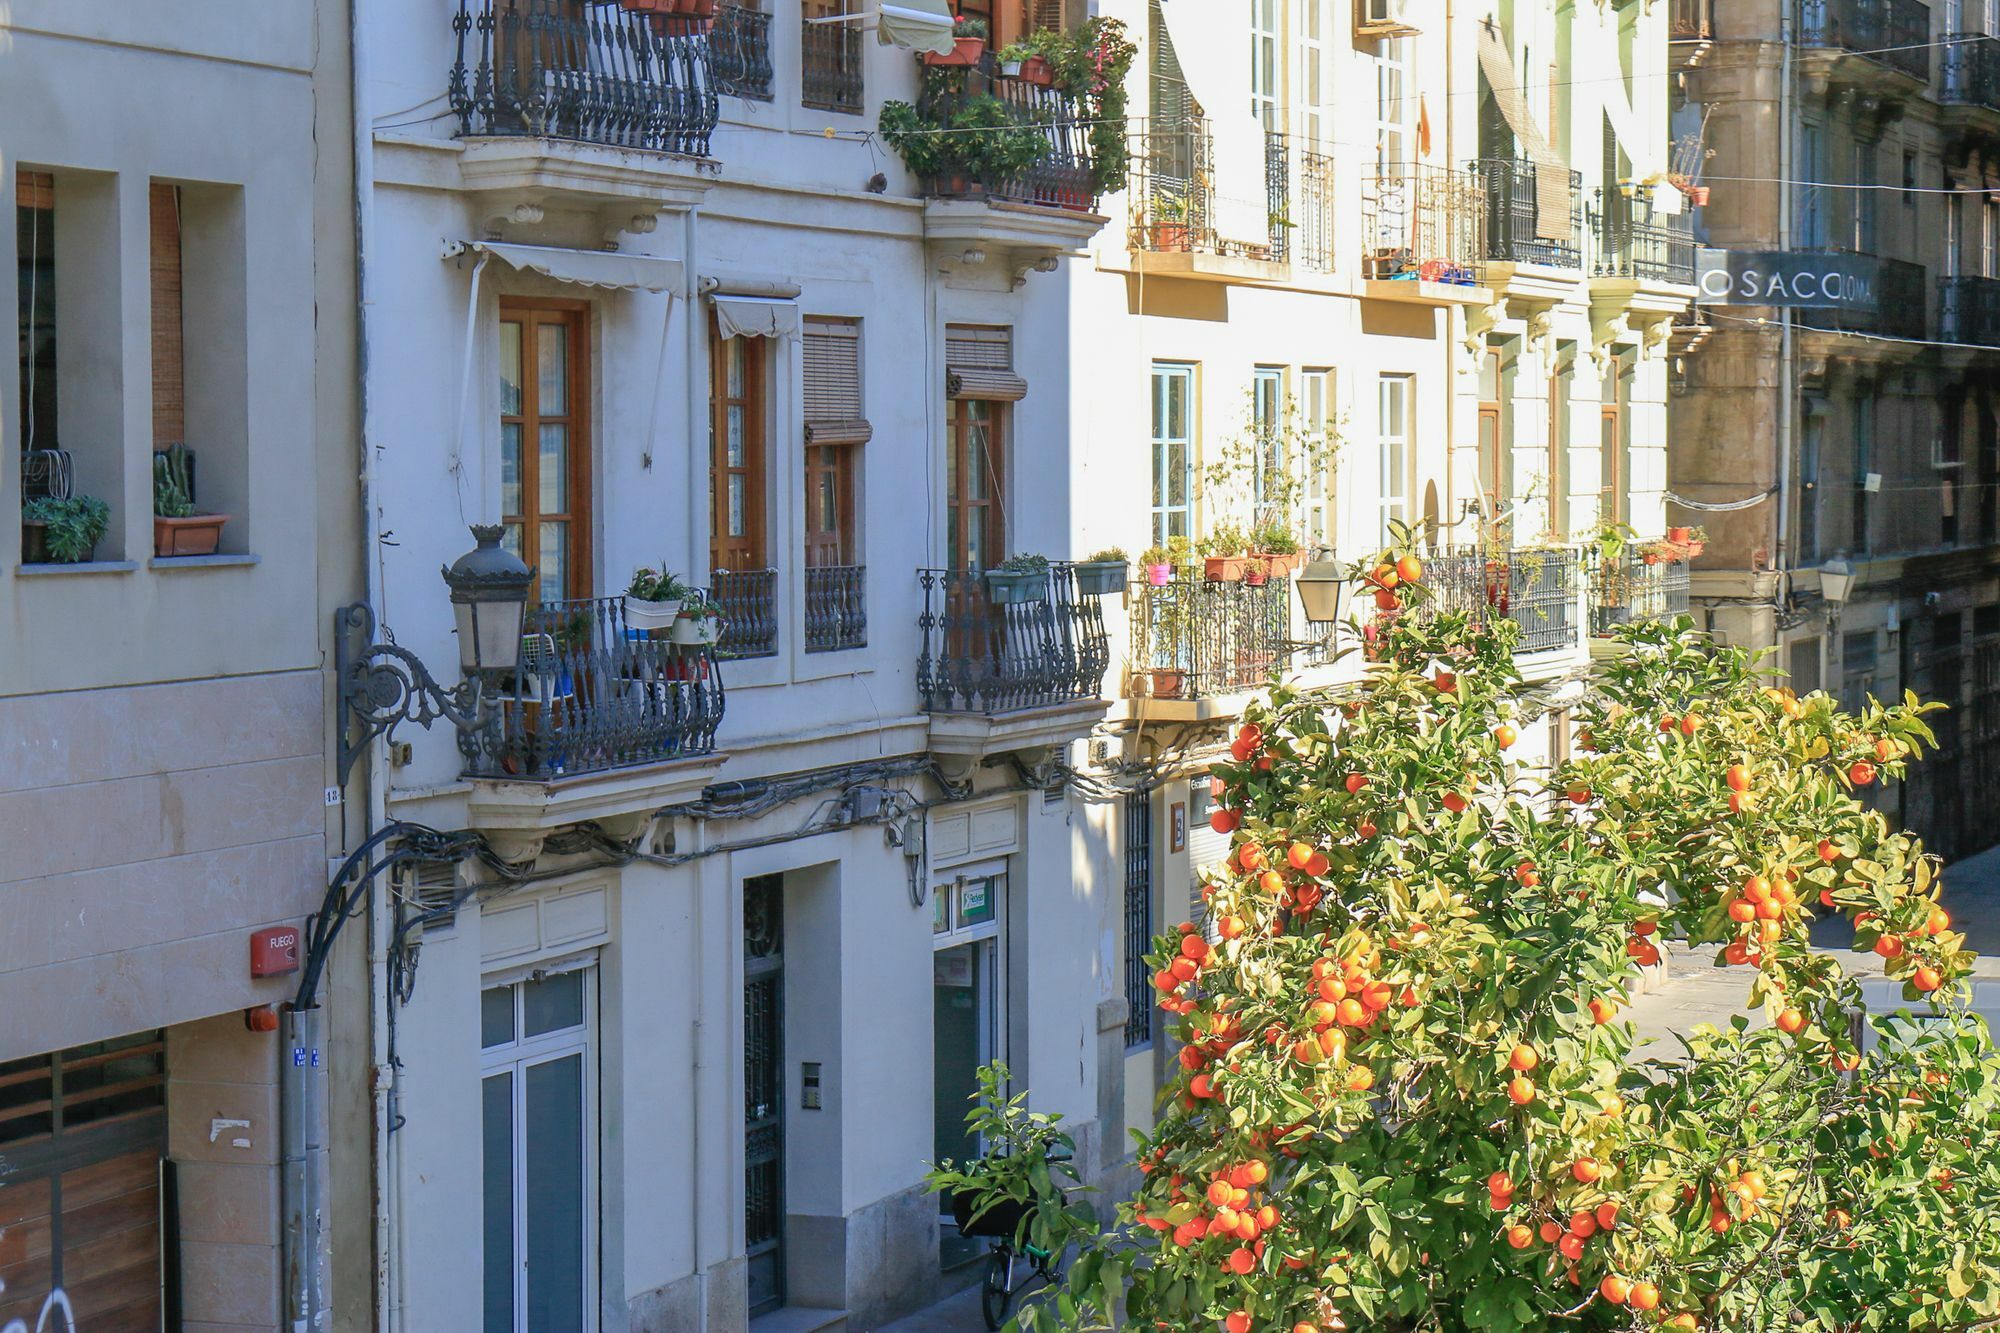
[1941,34,2000,132]
[804,564,867,652]
[1477,159,1584,272]
[1421,548,1584,657]
[448,0,719,158]
[1266,135,1339,273]
[464,595,726,783]
[1798,0,1932,93]
[1671,0,1712,40]
[1126,120,1286,283]
[1594,213,1696,288]
[1796,252,1928,340]
[1588,551,1692,638]
[801,6,863,113]
[713,3,775,101]
[1941,275,2000,345]
[713,567,778,659]
[916,565,1111,756]
[1359,162,1490,304]
[1130,576,1334,717]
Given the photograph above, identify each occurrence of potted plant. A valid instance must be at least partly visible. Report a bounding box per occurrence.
[22,494,109,564]
[995,39,1054,85]
[1151,667,1187,699]
[1251,521,1303,575]
[625,565,690,631]
[1073,548,1128,596]
[672,594,725,646]
[1139,544,1173,587]
[1143,195,1192,252]
[984,552,1051,605]
[1666,525,1692,544]
[924,14,987,66]
[153,445,229,557]
[1202,525,1256,583]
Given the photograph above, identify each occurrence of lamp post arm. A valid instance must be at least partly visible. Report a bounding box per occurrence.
[334,602,489,787]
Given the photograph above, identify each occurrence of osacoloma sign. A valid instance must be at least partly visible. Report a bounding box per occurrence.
[1695,247,1882,310]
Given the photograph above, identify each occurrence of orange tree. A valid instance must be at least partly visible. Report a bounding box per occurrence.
[1040,556,2000,1333]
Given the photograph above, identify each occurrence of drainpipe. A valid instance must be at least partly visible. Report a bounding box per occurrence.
[682,202,712,1326]
[1776,4,1796,620]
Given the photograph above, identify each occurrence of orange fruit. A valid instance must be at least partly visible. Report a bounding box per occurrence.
[1679,714,1699,736]
[1849,761,1876,786]
[1396,555,1423,583]
[1927,906,1951,935]
[1507,1076,1535,1105]
[1374,588,1401,612]
[1571,1158,1602,1184]
[1345,773,1369,794]
[1487,1170,1514,1195]
[1508,1044,1539,1072]
[1356,820,1379,840]
[1595,1201,1620,1230]
[1506,1224,1534,1249]
[1589,997,1616,1024]
[1494,724,1519,749]
[1210,808,1240,834]
[1727,900,1757,924]
[1627,1281,1659,1311]
[1287,841,1315,870]
[1817,839,1839,862]
[1776,1008,1805,1035]
[1538,1221,1563,1244]
[1442,791,1469,813]
[1345,1065,1374,1092]
[1725,764,1752,792]
[1226,1247,1255,1275]
[1915,966,1942,993]
[1599,1275,1631,1305]
[1874,934,1904,959]
[1557,1233,1584,1261]
[1226,1311,1252,1333]
[1568,1211,1597,1238]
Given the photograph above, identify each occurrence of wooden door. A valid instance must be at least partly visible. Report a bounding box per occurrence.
[499,300,593,602]
[710,327,768,574]
[945,400,1004,572]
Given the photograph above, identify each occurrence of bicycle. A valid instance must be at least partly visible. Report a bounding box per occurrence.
[948,1151,1072,1331]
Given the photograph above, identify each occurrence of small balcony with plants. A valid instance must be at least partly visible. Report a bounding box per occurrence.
[1412,544,1585,660]
[1797,0,1933,94]
[1475,157,1585,298]
[1358,161,1491,305]
[1124,121,1337,285]
[915,556,1119,757]
[1584,526,1697,646]
[878,16,1133,271]
[445,0,721,211]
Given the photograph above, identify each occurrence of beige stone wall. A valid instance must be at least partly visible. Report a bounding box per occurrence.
[0,670,326,1061]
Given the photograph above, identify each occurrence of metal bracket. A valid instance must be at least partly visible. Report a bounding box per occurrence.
[334,603,487,787]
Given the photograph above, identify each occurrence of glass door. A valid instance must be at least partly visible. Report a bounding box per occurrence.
[932,869,1005,1270]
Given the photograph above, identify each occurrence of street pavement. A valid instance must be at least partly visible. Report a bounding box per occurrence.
[879,843,2000,1331]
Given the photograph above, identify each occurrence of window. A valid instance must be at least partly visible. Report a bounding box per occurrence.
[1301,368,1333,549]
[1150,363,1195,546]
[1251,0,1280,130]
[801,316,867,569]
[1547,345,1573,539]
[1376,38,1410,168]
[1841,630,1878,712]
[1985,200,1999,277]
[1852,143,1875,253]
[1797,124,1825,249]
[1298,0,1326,144]
[1376,374,1413,542]
[1788,637,1822,695]
[1799,413,1824,562]
[1903,149,1918,204]
[1252,366,1285,527]
[944,326,1020,570]
[500,300,592,600]
[709,322,769,574]
[482,966,597,1333]
[1948,192,1964,278]
[1123,793,1154,1051]
[1852,399,1873,554]
[17,171,56,458]
[1600,352,1630,527]
[151,183,184,452]
[1477,342,1511,520]
[801,0,864,115]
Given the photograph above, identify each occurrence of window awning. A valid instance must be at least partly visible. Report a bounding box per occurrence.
[1475,24,1572,243]
[877,0,954,54]
[446,240,684,292]
[710,294,800,340]
[947,367,1028,402]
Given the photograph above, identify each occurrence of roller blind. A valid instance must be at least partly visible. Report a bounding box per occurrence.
[945,324,1029,400]
[803,316,871,446]
[1476,23,1571,241]
[151,183,185,449]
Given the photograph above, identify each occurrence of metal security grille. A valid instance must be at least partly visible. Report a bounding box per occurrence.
[743,875,785,1317]
[1124,793,1154,1050]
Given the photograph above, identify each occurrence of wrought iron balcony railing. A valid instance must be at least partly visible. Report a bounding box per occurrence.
[1671,0,1713,40]
[1131,576,1329,701]
[1128,118,1217,254]
[1593,212,1697,286]
[804,564,867,652]
[713,567,779,658]
[1940,274,2000,345]
[801,6,864,113]
[1421,547,1584,655]
[1265,134,1337,270]
[1796,252,1928,339]
[1587,550,1692,636]
[713,3,775,101]
[916,565,1110,714]
[464,595,725,781]
[1476,158,1584,270]
[911,57,1097,209]
[1799,0,1933,81]
[449,0,719,157]
[1360,162,1485,284]
[1942,33,2000,111]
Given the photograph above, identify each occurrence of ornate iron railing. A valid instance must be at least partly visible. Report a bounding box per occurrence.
[1475,158,1584,270]
[1132,576,1313,700]
[1800,0,1933,81]
[713,567,778,658]
[1671,0,1713,40]
[1797,252,1928,339]
[464,595,724,780]
[1594,212,1697,285]
[448,0,719,157]
[912,57,1097,209]
[1420,547,1583,655]
[801,8,863,113]
[916,565,1110,713]
[1127,117,1218,254]
[1941,274,2000,345]
[1361,162,1485,283]
[804,564,867,652]
[713,3,775,101]
[1587,551,1692,636]
[1264,134,1337,271]
[1943,34,2000,111]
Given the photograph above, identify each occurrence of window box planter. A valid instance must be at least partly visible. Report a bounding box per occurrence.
[1072,560,1128,596]
[623,595,683,631]
[1018,55,1054,85]
[1256,551,1304,576]
[154,514,229,558]
[983,568,1050,604]
[21,519,95,565]
[923,36,987,67]
[1204,556,1257,583]
[672,613,723,646]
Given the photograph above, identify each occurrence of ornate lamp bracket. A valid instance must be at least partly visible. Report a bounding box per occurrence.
[335,603,487,787]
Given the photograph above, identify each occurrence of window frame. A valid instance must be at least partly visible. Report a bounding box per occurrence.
[1376,373,1413,543]
[498,298,594,603]
[1252,365,1286,528]
[1149,362,1196,548]
[946,398,1006,571]
[1300,367,1334,550]
[709,318,770,575]
[1250,0,1281,130]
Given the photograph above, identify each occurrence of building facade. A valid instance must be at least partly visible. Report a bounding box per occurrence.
[1676,0,2000,861]
[0,2,358,1329]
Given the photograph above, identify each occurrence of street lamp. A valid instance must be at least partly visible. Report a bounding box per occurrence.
[1295,550,1350,625]
[1818,556,1856,610]
[335,525,535,784]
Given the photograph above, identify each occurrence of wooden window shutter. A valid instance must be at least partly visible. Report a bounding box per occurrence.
[150,183,186,449]
[945,324,1028,401]
[16,170,54,209]
[802,316,871,446]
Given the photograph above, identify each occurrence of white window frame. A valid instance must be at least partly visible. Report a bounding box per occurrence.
[1377,373,1413,543]
[481,963,600,1333]
[1150,363,1197,546]
[1251,0,1282,130]
[1298,0,1326,145]
[1375,37,1410,169]
[1301,368,1335,550]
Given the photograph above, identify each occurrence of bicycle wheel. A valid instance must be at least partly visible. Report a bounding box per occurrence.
[981,1248,1014,1331]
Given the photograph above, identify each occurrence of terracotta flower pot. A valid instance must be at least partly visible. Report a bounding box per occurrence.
[154,513,229,558]
[1151,668,1186,699]
[1204,556,1253,583]
[924,36,986,67]
[1667,527,1692,543]
[1019,55,1055,86]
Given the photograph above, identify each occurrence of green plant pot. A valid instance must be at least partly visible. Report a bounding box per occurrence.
[1072,561,1128,596]
[985,569,1050,604]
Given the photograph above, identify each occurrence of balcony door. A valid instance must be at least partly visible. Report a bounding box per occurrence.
[710,323,769,575]
[946,401,1006,572]
[500,299,593,602]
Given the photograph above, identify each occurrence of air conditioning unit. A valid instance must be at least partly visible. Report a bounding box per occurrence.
[1357,0,1421,36]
